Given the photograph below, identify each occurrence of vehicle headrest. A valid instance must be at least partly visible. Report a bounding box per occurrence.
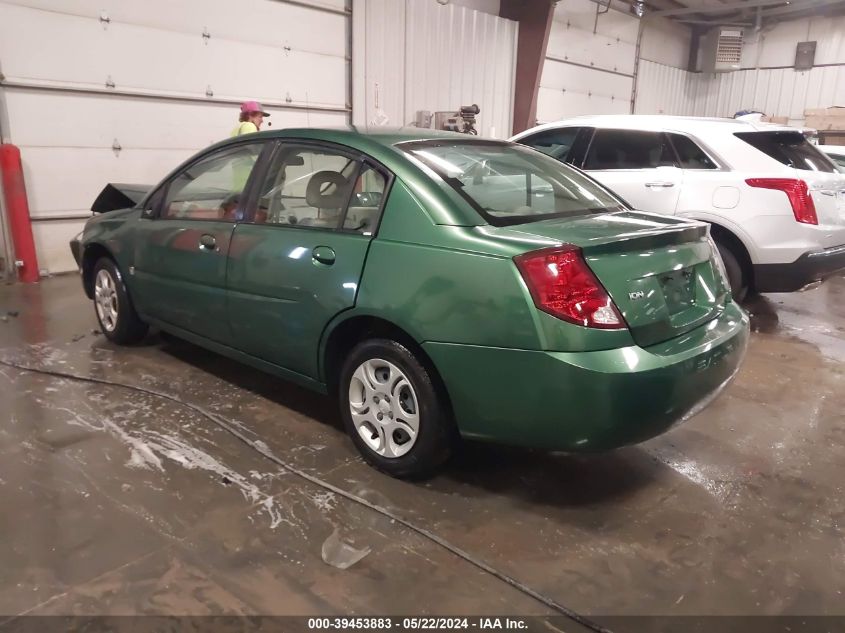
[306,171,350,209]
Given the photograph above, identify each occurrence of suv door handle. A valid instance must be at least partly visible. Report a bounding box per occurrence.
[199,234,217,250]
[312,246,336,266]
[645,182,675,188]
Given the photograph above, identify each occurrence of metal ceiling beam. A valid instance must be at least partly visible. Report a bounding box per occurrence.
[648,0,827,18]
[758,0,845,18]
[677,19,753,24]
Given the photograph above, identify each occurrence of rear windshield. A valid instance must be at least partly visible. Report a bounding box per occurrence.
[402,140,627,226]
[735,131,837,172]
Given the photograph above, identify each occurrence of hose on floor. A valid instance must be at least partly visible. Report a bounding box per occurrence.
[0,357,613,633]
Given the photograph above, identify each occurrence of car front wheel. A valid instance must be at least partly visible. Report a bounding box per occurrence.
[92,257,148,344]
[339,339,453,478]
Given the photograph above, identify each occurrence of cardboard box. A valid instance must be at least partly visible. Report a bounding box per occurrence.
[804,106,845,131]
[819,132,845,145]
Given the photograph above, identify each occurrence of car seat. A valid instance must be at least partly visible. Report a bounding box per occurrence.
[299,171,351,228]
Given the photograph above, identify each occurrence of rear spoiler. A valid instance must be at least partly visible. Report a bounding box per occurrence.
[91,183,152,213]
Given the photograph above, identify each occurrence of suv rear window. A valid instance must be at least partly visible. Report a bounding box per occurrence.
[402,140,626,227]
[735,131,836,172]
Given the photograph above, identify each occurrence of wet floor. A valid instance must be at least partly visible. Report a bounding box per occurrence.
[0,274,843,619]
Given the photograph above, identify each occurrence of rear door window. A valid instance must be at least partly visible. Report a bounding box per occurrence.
[735,131,837,172]
[668,134,717,169]
[253,144,357,229]
[584,130,677,170]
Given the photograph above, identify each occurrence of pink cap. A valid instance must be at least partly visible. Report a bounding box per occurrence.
[240,101,269,116]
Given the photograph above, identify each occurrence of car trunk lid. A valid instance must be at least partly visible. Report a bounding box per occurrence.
[91,183,153,213]
[499,211,729,347]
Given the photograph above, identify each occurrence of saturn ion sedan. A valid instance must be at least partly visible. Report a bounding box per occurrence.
[71,128,749,477]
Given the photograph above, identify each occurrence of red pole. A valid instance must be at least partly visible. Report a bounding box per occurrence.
[0,144,40,283]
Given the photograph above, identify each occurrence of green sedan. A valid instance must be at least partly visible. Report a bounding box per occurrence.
[71,128,749,477]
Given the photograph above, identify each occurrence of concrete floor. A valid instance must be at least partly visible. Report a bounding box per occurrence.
[0,273,843,620]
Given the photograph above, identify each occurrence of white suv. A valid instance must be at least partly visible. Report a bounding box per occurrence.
[511,115,845,300]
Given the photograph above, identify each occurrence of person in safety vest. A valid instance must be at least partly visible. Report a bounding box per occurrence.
[231,101,269,137]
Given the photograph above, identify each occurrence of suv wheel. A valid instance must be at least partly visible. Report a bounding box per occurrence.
[715,241,748,302]
[339,339,453,478]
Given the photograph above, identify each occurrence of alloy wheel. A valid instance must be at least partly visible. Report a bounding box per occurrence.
[348,358,420,459]
[94,268,119,332]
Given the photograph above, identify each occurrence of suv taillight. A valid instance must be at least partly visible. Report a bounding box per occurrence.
[746,178,818,225]
[514,245,625,329]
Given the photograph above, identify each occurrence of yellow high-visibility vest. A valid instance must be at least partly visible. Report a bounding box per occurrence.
[230,121,258,137]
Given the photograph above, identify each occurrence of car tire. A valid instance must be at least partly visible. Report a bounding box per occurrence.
[92,257,148,344]
[715,241,747,302]
[339,339,454,479]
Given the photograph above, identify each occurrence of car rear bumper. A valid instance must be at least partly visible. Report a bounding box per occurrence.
[753,243,845,292]
[424,301,749,452]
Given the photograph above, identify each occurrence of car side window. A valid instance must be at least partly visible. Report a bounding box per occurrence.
[519,127,581,162]
[343,164,387,235]
[142,185,167,217]
[668,133,717,170]
[160,143,263,221]
[584,130,677,170]
[253,144,358,230]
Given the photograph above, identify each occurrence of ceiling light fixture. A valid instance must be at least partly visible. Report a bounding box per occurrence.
[630,1,644,17]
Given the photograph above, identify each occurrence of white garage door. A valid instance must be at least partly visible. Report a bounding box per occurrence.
[537,0,637,124]
[0,0,350,274]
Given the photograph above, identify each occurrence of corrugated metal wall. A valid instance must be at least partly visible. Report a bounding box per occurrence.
[635,15,845,124]
[636,62,845,125]
[740,15,845,68]
[0,0,350,274]
[635,60,696,116]
[405,0,516,138]
[352,0,406,129]
[687,67,845,124]
[353,0,516,139]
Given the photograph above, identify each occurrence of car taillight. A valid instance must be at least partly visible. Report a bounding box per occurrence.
[514,245,625,329]
[746,178,818,225]
[707,235,731,291]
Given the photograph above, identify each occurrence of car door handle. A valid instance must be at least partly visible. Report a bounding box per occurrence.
[312,246,336,266]
[645,182,675,188]
[199,234,217,251]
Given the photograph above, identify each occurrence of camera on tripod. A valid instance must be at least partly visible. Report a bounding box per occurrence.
[420,104,480,135]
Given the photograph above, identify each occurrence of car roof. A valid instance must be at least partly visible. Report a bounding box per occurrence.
[818,144,845,154]
[513,115,797,138]
[220,125,482,150]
